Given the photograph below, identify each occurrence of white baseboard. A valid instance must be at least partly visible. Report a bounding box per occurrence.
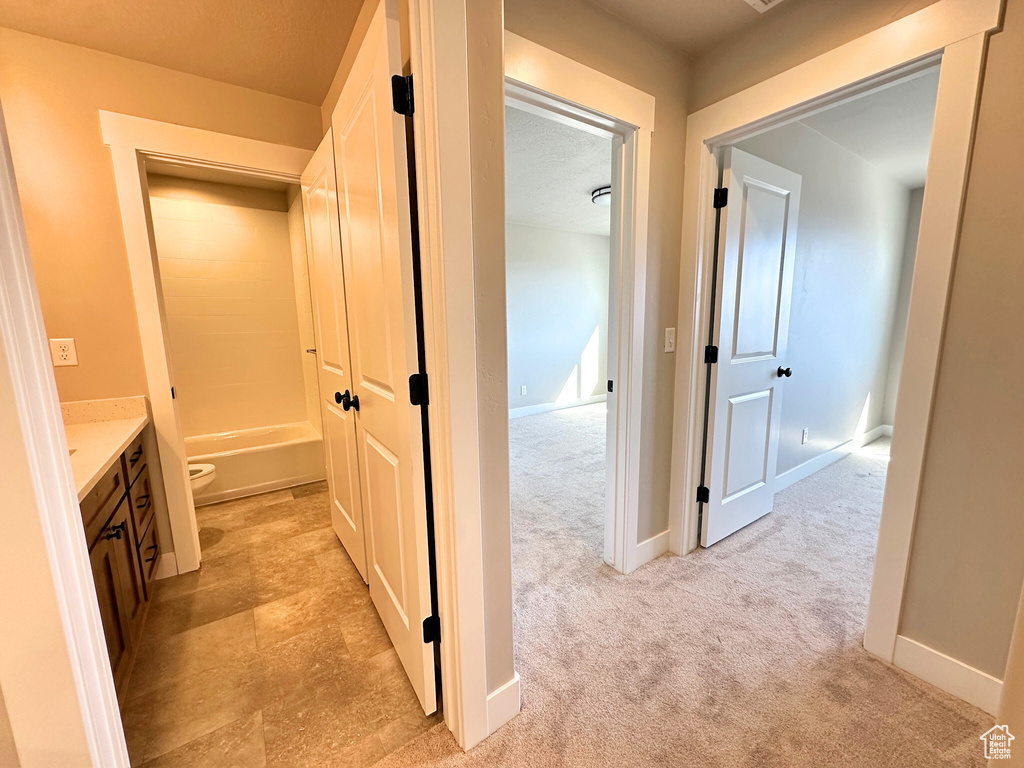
[635,530,670,569]
[854,423,893,447]
[892,634,1002,715]
[775,425,894,492]
[776,442,853,492]
[509,394,606,420]
[153,552,178,580]
[486,671,521,734]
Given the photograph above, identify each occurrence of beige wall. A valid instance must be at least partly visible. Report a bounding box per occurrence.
[899,0,1024,679]
[148,176,309,438]
[0,332,92,767]
[0,28,321,404]
[504,0,690,543]
[0,684,18,767]
[689,0,940,111]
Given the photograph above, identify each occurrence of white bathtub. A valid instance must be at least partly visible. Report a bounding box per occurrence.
[185,421,325,506]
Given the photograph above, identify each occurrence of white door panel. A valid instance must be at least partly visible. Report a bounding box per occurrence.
[301,133,368,580]
[331,0,437,715]
[703,148,802,546]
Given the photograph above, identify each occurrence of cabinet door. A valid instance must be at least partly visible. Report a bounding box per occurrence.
[90,538,133,702]
[108,500,147,645]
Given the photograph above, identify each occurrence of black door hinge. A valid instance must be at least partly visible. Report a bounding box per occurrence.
[704,345,719,364]
[422,614,440,644]
[713,187,728,209]
[391,74,414,116]
[409,372,429,406]
[170,386,176,400]
[696,485,710,504]
[607,380,614,394]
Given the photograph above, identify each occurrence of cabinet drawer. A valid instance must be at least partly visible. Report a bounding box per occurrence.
[82,461,126,548]
[121,432,146,487]
[128,465,154,542]
[137,518,160,596]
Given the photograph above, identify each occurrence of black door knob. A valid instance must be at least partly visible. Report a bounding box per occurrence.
[777,366,793,378]
[336,389,360,412]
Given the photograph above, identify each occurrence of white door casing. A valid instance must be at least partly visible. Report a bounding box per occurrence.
[331,0,437,714]
[301,132,368,581]
[702,148,801,546]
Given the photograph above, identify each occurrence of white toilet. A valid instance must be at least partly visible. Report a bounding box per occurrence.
[188,463,217,496]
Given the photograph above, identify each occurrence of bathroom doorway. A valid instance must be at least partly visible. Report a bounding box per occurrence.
[144,165,325,508]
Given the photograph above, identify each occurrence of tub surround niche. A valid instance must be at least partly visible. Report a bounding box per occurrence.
[148,175,314,437]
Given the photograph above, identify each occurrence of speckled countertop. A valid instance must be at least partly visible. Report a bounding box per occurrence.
[62,397,149,501]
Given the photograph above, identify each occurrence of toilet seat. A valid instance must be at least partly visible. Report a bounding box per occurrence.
[189,463,216,479]
[188,463,218,496]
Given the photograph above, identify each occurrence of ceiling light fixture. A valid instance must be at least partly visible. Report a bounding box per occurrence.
[591,186,611,206]
[741,0,789,13]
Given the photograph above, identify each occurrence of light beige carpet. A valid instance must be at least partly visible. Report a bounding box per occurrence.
[378,404,992,767]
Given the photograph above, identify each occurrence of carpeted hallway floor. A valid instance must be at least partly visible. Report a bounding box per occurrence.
[380,403,992,767]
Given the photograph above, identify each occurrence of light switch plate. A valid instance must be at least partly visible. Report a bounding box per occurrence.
[520,385,527,396]
[664,327,676,353]
[49,338,79,367]
[802,428,810,445]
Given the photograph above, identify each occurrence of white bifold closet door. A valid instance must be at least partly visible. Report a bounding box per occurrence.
[301,133,368,581]
[303,0,437,715]
[702,147,802,547]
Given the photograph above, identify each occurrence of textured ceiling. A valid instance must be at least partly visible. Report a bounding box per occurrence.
[0,0,364,103]
[799,68,939,188]
[587,0,770,54]
[505,106,612,237]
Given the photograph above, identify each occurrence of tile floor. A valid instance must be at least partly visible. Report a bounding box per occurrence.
[123,482,439,767]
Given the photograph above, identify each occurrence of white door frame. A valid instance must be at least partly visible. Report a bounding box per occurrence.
[403,10,658,748]
[0,102,129,767]
[503,32,656,574]
[669,0,1001,675]
[100,112,312,575]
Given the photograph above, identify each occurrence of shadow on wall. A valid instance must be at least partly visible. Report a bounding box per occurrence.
[555,327,603,407]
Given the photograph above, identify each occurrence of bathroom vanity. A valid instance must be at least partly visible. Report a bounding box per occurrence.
[63,398,162,704]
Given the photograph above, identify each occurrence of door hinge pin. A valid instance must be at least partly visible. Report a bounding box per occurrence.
[391,74,415,116]
[713,187,728,209]
[422,614,440,644]
[409,372,429,406]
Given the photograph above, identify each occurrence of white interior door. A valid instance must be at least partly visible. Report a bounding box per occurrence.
[331,0,437,714]
[301,133,368,580]
[702,147,802,547]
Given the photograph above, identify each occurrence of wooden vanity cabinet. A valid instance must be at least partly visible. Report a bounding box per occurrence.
[89,529,133,700]
[82,428,161,705]
[106,499,147,646]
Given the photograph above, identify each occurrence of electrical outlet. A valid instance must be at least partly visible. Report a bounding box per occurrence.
[49,338,79,367]
[802,428,810,445]
[664,327,676,353]
[520,385,527,396]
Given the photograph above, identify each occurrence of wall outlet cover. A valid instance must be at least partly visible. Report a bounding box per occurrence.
[520,385,527,396]
[49,338,79,367]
